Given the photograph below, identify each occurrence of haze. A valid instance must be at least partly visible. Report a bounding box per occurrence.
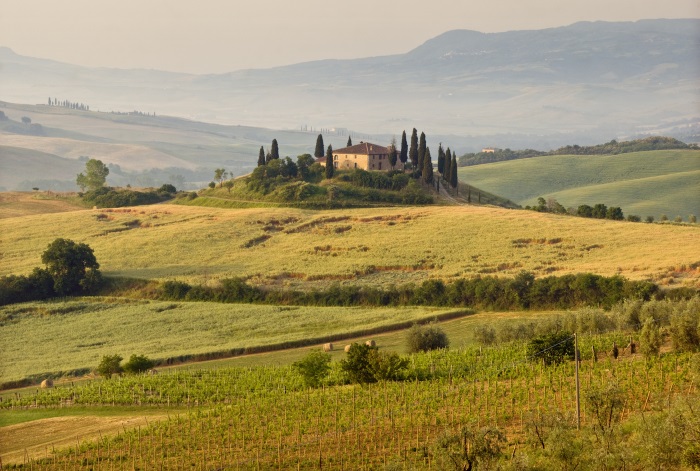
[1,0,698,74]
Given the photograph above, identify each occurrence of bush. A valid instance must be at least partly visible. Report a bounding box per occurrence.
[340,343,377,384]
[640,317,662,358]
[293,351,331,388]
[367,350,408,382]
[406,322,449,353]
[122,354,155,374]
[526,332,574,365]
[96,354,123,379]
[473,325,497,346]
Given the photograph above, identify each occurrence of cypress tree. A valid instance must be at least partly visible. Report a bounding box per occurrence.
[417,132,426,176]
[423,148,433,184]
[409,128,418,171]
[443,149,452,183]
[388,138,398,170]
[314,134,325,158]
[450,155,458,190]
[271,139,280,160]
[325,144,334,179]
[400,130,408,170]
[257,146,266,167]
[347,136,353,147]
[437,143,445,175]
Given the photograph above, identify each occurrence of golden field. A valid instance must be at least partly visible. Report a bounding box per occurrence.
[1,202,698,289]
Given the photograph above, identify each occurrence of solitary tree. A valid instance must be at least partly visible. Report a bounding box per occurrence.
[347,135,353,147]
[314,134,325,158]
[423,147,434,184]
[97,354,123,379]
[257,146,265,167]
[417,132,427,177]
[325,144,334,179]
[223,180,234,193]
[214,168,227,187]
[400,130,408,170]
[76,158,109,191]
[293,351,331,388]
[450,154,458,190]
[41,238,102,295]
[388,138,398,170]
[270,139,280,160]
[409,128,418,170]
[21,116,31,124]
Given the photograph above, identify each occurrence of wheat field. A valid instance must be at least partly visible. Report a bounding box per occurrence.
[1,203,698,289]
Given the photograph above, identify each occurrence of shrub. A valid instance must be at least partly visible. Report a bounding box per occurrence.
[293,351,331,388]
[670,306,700,352]
[406,322,449,353]
[473,325,497,346]
[367,350,408,381]
[96,354,123,379]
[526,332,574,365]
[123,354,155,374]
[640,317,662,358]
[340,343,377,384]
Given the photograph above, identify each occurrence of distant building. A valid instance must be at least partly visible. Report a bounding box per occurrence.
[481,147,499,153]
[316,142,393,171]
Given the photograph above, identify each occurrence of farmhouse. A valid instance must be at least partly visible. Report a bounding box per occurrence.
[318,142,393,171]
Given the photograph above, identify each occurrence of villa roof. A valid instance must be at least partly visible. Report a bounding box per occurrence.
[333,142,390,155]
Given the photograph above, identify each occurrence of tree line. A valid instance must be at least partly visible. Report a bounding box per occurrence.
[48,97,89,111]
[458,136,696,166]
[155,271,693,311]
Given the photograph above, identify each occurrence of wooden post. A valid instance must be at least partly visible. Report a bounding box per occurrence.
[575,333,581,430]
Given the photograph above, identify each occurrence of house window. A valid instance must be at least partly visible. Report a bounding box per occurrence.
[334,162,338,168]
[334,155,338,160]
[354,163,357,168]
[379,162,382,170]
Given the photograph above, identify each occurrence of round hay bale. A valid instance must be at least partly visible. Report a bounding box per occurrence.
[344,344,352,353]
[323,343,333,352]
[365,340,376,347]
[40,379,54,389]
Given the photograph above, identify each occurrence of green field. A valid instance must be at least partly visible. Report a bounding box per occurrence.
[459,150,700,219]
[0,298,461,383]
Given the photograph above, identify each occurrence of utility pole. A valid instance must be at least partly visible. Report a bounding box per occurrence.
[575,333,581,430]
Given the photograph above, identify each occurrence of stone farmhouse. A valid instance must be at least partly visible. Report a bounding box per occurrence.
[317,142,393,171]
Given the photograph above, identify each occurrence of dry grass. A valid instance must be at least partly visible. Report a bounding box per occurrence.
[1,203,698,289]
[0,192,83,219]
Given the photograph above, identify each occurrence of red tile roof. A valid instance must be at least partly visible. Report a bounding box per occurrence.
[333,142,390,155]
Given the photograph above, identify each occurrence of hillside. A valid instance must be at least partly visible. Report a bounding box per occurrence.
[458,149,700,219]
[1,204,698,290]
[1,19,698,149]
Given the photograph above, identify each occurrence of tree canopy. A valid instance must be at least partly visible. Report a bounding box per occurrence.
[314,134,325,158]
[41,238,101,295]
[76,158,109,191]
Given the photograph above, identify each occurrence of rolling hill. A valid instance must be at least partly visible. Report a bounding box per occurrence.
[458,150,700,219]
[1,204,698,290]
[1,19,698,149]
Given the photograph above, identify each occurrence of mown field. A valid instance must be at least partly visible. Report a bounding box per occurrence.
[1,204,698,290]
[0,191,83,219]
[0,298,462,383]
[458,150,700,219]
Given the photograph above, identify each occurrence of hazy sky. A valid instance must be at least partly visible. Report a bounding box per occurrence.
[2,0,698,74]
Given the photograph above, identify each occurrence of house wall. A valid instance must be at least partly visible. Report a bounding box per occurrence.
[333,152,391,171]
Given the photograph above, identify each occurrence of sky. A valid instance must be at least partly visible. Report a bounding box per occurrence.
[1,0,698,74]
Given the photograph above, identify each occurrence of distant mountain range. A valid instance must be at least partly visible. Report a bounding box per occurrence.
[1,19,698,149]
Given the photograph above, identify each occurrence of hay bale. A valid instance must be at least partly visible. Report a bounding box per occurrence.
[344,344,352,353]
[40,379,53,389]
[323,343,333,352]
[365,340,376,347]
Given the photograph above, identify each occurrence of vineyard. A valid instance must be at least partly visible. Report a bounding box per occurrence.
[3,330,699,469]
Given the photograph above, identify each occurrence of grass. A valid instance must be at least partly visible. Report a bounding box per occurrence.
[1,204,698,290]
[0,191,84,219]
[459,149,700,219]
[0,297,460,383]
